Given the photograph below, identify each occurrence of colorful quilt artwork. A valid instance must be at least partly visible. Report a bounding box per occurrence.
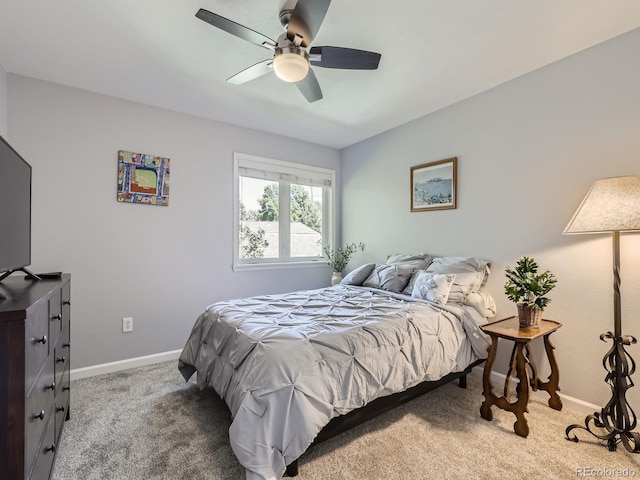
[117,150,170,206]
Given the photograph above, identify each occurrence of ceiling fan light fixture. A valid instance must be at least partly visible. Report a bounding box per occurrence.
[273,47,309,83]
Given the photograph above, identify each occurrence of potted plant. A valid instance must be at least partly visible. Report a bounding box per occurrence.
[504,256,558,328]
[323,242,364,285]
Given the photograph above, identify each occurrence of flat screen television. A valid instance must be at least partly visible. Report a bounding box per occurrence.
[0,134,38,284]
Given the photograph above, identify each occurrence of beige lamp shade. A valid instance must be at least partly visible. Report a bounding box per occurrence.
[564,176,640,234]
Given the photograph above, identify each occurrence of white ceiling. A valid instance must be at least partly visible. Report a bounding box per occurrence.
[1,1,640,149]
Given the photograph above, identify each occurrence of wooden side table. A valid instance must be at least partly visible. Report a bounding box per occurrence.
[479,316,562,437]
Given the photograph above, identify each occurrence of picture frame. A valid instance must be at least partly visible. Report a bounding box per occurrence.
[410,157,457,212]
[117,150,170,206]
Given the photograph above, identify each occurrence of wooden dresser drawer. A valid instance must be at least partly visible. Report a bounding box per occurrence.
[25,305,50,395]
[55,368,70,444]
[61,281,71,333]
[25,355,55,473]
[48,290,62,352]
[54,327,70,388]
[28,415,56,480]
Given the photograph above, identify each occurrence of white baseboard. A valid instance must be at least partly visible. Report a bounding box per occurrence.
[70,352,600,414]
[70,349,182,381]
[471,366,600,415]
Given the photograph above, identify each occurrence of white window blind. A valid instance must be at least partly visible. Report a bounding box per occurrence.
[237,156,333,188]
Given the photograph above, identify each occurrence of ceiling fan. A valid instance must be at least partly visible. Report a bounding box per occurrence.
[195,0,381,103]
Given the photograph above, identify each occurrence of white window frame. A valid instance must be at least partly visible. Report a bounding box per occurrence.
[233,152,336,271]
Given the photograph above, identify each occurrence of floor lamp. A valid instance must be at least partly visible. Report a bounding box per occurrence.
[564,176,640,453]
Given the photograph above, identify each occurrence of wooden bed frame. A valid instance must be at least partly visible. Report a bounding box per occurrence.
[284,358,485,476]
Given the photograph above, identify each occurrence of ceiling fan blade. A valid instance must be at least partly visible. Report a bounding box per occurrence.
[295,68,323,103]
[287,0,331,47]
[309,46,381,70]
[227,59,274,85]
[196,9,277,49]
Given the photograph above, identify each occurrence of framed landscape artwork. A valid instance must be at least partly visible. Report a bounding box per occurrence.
[410,157,457,212]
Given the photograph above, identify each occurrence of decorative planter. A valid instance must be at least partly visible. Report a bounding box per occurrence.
[517,303,543,328]
[331,272,343,285]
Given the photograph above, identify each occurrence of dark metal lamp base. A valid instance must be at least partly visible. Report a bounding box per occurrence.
[566,330,640,453]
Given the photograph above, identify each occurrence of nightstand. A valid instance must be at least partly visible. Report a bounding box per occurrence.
[479,316,562,437]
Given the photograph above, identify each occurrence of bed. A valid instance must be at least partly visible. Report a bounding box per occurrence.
[178,255,495,480]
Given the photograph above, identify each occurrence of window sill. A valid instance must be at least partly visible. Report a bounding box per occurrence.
[232,260,329,272]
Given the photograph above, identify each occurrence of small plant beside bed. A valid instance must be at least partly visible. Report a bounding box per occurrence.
[323,242,364,284]
[504,256,557,328]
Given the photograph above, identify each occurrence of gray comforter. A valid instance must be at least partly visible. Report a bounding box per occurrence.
[179,285,490,480]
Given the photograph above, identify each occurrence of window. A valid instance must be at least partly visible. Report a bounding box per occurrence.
[233,153,335,269]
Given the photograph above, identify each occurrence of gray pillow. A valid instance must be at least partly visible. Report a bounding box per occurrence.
[362,264,414,293]
[386,253,434,295]
[402,269,426,296]
[386,253,433,269]
[341,263,376,286]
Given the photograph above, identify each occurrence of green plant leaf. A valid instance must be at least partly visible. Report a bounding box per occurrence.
[504,256,557,309]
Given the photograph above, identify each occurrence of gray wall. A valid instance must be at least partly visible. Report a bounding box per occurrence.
[7,28,640,408]
[7,75,340,369]
[341,28,640,407]
[0,64,7,137]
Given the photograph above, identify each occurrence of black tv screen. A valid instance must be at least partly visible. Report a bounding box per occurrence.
[0,134,32,276]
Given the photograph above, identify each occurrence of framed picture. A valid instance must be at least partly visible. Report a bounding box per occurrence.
[117,150,170,206]
[410,157,457,212]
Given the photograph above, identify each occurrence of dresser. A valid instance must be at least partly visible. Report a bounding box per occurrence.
[0,274,71,479]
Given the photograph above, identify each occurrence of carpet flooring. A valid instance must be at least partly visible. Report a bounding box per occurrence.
[52,361,640,479]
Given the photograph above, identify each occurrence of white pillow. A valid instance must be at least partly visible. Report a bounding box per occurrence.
[465,291,498,318]
[402,269,426,296]
[427,256,491,287]
[429,256,489,270]
[411,272,456,305]
[446,271,485,304]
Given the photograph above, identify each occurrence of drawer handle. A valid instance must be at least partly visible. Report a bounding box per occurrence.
[63,342,70,349]
[51,314,63,321]
[34,410,45,421]
[56,356,66,363]
[46,382,56,391]
[56,405,66,413]
[35,335,47,345]
[45,444,56,454]
[64,300,71,305]
[63,386,70,392]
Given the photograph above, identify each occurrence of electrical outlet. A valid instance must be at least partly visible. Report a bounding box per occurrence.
[122,317,133,333]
